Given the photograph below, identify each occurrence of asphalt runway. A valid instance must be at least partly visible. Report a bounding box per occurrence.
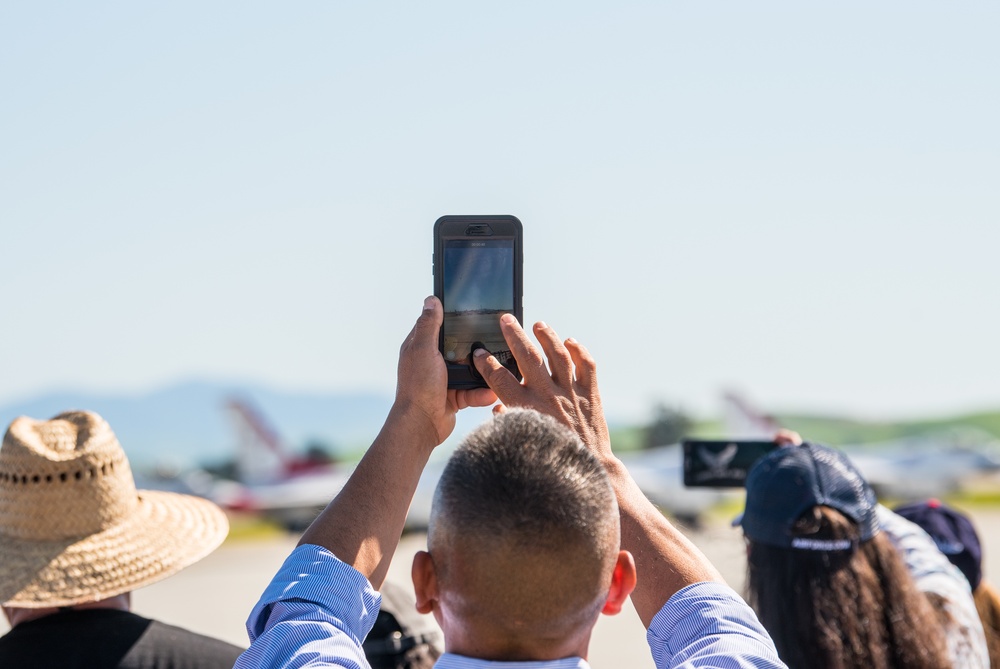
[4,509,1000,668]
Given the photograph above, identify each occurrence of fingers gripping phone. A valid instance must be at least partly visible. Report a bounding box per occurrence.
[682,440,779,488]
[433,215,523,389]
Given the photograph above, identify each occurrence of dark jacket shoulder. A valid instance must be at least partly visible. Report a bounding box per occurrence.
[0,609,244,669]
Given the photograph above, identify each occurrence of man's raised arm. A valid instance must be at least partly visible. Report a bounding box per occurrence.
[299,296,495,587]
[235,297,494,669]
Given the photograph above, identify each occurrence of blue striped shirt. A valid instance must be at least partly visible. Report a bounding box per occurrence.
[235,544,785,669]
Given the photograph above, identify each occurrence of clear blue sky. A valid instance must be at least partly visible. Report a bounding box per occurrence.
[2,2,998,423]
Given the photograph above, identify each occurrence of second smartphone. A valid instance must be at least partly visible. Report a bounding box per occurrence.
[682,439,779,488]
[433,215,523,389]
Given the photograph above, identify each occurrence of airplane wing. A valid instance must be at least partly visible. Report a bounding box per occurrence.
[618,445,735,525]
[721,391,1000,501]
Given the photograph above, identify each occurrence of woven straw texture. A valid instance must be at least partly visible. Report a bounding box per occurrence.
[0,411,229,608]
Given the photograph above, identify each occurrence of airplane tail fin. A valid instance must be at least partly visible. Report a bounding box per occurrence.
[721,391,781,439]
[224,397,291,485]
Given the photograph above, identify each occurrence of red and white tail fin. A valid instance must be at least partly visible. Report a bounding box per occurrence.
[224,397,291,485]
[721,391,781,439]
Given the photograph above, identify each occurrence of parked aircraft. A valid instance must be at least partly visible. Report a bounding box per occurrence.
[211,398,352,530]
[209,398,464,531]
[720,392,1000,500]
[212,398,734,530]
[620,391,1000,523]
[617,445,730,526]
[203,391,1000,532]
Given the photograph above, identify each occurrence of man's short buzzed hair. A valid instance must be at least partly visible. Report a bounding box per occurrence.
[428,409,620,639]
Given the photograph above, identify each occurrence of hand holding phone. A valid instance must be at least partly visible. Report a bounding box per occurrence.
[433,215,523,389]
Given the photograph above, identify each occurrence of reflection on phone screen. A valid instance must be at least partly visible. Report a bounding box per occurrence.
[442,239,517,373]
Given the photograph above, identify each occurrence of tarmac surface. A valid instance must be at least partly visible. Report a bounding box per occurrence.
[4,508,1000,668]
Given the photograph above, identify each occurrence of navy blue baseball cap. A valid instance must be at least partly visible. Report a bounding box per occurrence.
[739,442,880,551]
[894,499,982,590]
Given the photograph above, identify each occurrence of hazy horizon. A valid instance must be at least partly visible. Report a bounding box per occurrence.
[4,376,999,426]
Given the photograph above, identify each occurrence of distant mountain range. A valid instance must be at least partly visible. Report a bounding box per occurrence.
[6,381,997,470]
[0,381,396,469]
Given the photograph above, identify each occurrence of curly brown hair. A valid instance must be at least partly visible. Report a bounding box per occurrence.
[974,580,1000,668]
[746,506,951,669]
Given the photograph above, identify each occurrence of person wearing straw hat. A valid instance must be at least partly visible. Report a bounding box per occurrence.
[0,410,243,668]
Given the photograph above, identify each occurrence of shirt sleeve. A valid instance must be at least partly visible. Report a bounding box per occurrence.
[877,505,989,669]
[646,582,787,669]
[234,544,380,669]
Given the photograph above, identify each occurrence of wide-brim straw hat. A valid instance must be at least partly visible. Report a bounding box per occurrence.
[0,410,229,608]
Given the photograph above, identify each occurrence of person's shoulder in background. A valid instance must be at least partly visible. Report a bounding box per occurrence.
[365,581,442,669]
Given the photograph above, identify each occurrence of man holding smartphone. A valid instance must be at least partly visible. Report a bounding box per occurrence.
[235,297,784,669]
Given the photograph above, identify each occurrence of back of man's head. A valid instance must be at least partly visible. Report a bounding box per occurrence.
[427,409,619,650]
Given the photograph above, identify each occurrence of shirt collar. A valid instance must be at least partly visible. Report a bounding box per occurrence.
[435,653,591,669]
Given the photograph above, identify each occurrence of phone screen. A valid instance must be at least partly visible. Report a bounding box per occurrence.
[682,440,779,488]
[441,238,516,371]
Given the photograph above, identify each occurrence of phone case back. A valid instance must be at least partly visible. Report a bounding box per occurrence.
[433,215,523,389]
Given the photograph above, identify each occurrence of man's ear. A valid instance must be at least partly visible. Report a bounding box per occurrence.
[411,550,439,615]
[601,550,637,616]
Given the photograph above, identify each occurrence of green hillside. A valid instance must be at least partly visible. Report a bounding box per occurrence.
[776,409,1000,447]
[610,409,1000,452]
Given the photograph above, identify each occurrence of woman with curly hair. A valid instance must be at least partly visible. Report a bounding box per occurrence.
[739,438,987,668]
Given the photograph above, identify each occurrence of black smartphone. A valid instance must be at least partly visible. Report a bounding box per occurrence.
[433,215,523,389]
[682,440,779,488]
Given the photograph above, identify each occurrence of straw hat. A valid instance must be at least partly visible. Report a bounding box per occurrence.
[0,410,229,608]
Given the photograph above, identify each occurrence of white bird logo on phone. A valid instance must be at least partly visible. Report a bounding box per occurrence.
[697,443,739,477]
